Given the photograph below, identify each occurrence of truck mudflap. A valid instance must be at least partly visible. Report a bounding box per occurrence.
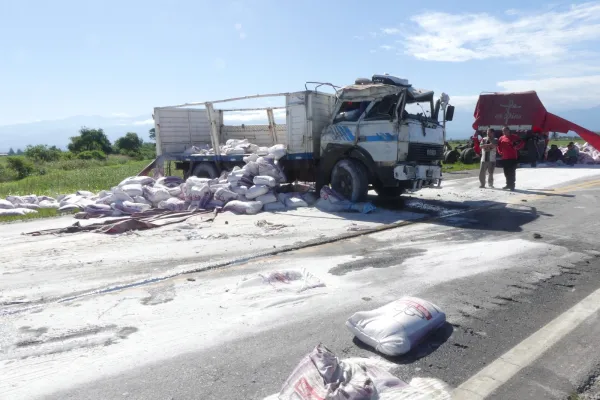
[393,164,442,191]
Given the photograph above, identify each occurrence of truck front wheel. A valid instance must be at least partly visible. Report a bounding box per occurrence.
[192,163,219,179]
[330,159,369,202]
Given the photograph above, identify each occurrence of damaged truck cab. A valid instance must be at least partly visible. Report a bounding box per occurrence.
[319,75,454,200]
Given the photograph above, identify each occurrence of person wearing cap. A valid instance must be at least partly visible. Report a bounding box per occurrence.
[497,126,524,190]
[479,128,497,188]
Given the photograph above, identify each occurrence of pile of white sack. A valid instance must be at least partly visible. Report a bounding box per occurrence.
[559,142,600,165]
[0,143,317,218]
[182,138,287,158]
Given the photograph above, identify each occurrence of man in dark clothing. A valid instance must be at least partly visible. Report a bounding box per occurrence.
[525,131,540,167]
[547,144,563,162]
[497,126,524,190]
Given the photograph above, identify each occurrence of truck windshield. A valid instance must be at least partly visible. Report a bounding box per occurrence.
[404,101,432,120]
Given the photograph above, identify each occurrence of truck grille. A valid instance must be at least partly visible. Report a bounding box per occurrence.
[406,143,444,162]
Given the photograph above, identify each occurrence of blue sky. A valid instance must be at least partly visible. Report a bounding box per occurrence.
[2,0,600,127]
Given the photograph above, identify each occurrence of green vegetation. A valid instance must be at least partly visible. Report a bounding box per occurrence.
[442,161,479,173]
[0,158,150,198]
[0,126,158,201]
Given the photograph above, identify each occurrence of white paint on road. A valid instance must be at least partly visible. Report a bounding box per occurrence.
[453,286,600,399]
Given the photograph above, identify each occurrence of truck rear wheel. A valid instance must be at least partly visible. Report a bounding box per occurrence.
[330,159,369,202]
[461,148,476,164]
[192,163,219,179]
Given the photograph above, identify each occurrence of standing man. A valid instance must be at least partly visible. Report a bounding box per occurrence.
[479,128,498,188]
[497,126,524,190]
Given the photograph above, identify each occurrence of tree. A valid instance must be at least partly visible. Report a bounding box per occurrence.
[16,149,23,155]
[24,145,62,162]
[6,156,34,179]
[551,132,559,140]
[115,132,143,153]
[149,127,156,141]
[8,148,15,155]
[68,127,112,154]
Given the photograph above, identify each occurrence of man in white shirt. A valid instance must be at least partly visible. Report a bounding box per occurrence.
[479,128,498,188]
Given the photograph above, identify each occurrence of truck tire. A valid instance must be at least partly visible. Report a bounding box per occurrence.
[461,148,476,164]
[445,149,460,164]
[192,162,219,179]
[330,159,369,202]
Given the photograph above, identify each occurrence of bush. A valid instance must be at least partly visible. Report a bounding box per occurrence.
[24,145,62,162]
[6,156,34,179]
[76,150,106,161]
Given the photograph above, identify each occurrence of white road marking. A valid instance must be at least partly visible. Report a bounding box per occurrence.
[453,286,600,399]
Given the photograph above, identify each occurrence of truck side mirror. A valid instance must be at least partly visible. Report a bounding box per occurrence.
[445,105,455,122]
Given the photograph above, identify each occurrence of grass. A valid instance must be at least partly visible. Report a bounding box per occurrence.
[442,161,480,173]
[0,159,151,198]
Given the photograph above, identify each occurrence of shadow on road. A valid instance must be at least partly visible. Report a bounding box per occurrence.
[352,322,455,364]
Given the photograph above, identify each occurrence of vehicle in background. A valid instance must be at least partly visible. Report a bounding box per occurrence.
[447,91,600,165]
[151,74,455,201]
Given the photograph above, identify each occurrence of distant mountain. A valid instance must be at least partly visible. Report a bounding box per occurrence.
[446,106,600,140]
[2,106,599,152]
[0,114,154,152]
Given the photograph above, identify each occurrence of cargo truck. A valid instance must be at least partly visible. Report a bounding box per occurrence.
[152,74,455,201]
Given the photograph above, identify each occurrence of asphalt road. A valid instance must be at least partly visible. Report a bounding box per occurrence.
[40,175,600,400]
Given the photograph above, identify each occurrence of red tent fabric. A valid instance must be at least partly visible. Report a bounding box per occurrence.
[472,91,600,151]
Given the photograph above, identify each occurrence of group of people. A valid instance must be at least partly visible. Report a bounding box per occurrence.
[547,142,579,165]
[478,126,522,191]
[478,127,580,190]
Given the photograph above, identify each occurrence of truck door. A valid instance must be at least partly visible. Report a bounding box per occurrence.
[320,100,367,149]
[356,94,400,163]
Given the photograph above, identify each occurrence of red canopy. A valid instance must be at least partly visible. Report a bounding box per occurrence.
[472,91,600,150]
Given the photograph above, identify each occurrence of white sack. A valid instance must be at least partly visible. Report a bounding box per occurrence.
[346,296,446,356]
[0,208,38,216]
[243,161,260,177]
[118,176,155,187]
[256,192,277,205]
[20,204,40,210]
[20,195,38,204]
[84,203,113,216]
[0,199,15,209]
[262,201,286,212]
[285,196,308,208]
[133,196,152,206]
[143,186,171,204]
[243,153,259,164]
[267,144,287,160]
[58,204,83,212]
[214,187,238,203]
[158,197,187,211]
[38,200,60,209]
[245,185,269,200]
[167,185,183,198]
[230,185,248,196]
[76,190,94,197]
[223,200,263,215]
[121,184,143,197]
[253,175,277,188]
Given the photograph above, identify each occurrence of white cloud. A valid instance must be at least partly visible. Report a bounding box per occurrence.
[449,95,479,110]
[380,45,394,51]
[404,3,600,62]
[132,118,154,126]
[239,32,247,40]
[234,23,242,30]
[381,27,401,35]
[223,109,286,123]
[111,112,130,117]
[353,35,365,40]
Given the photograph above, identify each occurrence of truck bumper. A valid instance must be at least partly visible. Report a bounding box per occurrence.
[393,164,442,190]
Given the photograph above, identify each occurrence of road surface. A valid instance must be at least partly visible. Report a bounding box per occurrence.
[2,166,600,400]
